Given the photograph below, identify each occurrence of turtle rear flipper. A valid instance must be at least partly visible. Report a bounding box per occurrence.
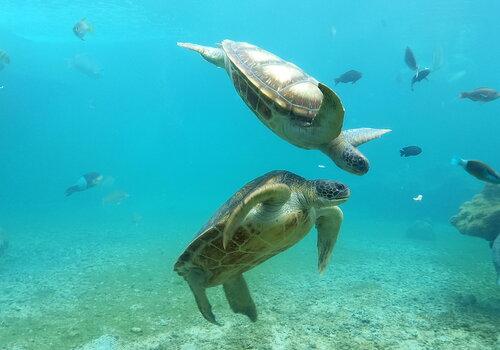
[185,268,221,325]
[223,274,257,322]
[341,128,391,147]
[316,206,343,274]
[177,42,225,68]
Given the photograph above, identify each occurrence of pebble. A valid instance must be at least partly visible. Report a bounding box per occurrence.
[131,327,143,334]
[458,294,477,307]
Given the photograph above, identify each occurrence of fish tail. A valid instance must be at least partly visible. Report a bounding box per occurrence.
[65,185,78,196]
[459,92,467,99]
[334,78,339,85]
[451,157,466,167]
[400,150,405,157]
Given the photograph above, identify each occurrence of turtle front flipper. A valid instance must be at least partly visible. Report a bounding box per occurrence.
[223,274,257,322]
[316,206,343,274]
[223,183,291,249]
[177,42,226,68]
[185,268,221,325]
[320,128,391,175]
[307,83,345,144]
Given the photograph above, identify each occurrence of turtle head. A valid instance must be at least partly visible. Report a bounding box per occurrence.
[312,180,350,207]
[320,128,391,175]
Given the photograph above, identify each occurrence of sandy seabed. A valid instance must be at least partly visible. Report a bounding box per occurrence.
[0,218,499,350]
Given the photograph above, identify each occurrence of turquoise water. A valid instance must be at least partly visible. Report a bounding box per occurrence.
[0,1,499,349]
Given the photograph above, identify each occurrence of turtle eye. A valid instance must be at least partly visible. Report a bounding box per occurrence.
[315,180,350,200]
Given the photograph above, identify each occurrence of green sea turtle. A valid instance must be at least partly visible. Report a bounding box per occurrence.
[174,170,350,324]
[178,40,390,175]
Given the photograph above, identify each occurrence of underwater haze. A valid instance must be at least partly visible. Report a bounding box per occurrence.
[1,0,499,349]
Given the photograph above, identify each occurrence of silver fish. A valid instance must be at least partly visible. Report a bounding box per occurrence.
[73,18,93,40]
[69,54,102,79]
[102,190,130,205]
[0,50,10,65]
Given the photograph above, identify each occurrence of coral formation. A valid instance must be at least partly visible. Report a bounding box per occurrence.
[451,184,500,285]
[450,184,500,242]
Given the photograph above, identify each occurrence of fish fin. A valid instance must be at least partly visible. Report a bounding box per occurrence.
[65,185,79,196]
[451,157,466,167]
[404,47,419,71]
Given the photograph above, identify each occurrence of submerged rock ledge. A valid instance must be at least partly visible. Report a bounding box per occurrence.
[451,184,500,242]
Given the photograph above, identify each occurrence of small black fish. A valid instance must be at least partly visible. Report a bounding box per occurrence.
[405,47,418,71]
[453,158,500,184]
[460,88,499,103]
[411,68,431,90]
[335,70,362,85]
[400,146,422,157]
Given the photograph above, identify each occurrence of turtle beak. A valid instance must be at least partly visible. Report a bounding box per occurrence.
[333,182,350,202]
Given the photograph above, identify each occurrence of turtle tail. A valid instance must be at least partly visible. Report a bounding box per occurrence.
[177,42,225,68]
